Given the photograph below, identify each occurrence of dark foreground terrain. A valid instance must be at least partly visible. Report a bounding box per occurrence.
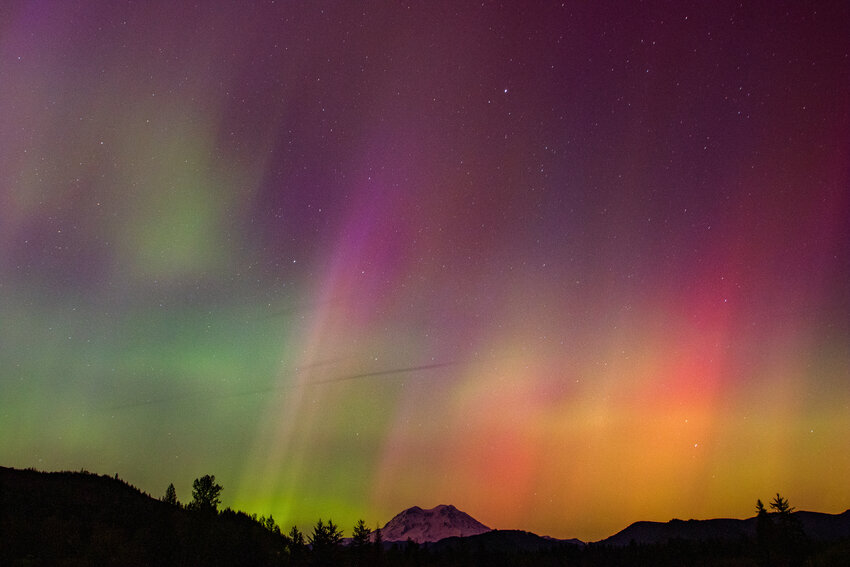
[2,466,849,566]
[0,466,288,566]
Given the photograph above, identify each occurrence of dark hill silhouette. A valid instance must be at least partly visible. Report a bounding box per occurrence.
[600,517,755,546]
[599,510,850,546]
[795,510,850,542]
[0,466,287,566]
[431,529,584,552]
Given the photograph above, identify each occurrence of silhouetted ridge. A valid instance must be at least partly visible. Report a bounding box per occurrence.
[0,466,287,566]
[599,511,850,547]
[432,529,585,552]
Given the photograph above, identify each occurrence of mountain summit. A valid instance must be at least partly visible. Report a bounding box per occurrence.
[380,504,490,543]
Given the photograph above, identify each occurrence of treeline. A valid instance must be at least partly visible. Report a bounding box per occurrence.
[3,466,850,566]
[159,475,849,567]
[1,467,287,566]
[158,473,379,566]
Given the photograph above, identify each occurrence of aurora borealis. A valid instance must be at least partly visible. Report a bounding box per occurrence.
[1,1,849,542]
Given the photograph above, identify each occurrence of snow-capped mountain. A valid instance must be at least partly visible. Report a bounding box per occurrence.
[379,504,491,543]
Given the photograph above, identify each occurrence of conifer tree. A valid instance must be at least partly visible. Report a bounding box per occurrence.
[769,493,794,515]
[163,483,178,505]
[308,518,343,550]
[288,525,305,548]
[309,518,343,566]
[288,525,306,565]
[351,518,372,566]
[189,474,222,513]
[351,518,372,549]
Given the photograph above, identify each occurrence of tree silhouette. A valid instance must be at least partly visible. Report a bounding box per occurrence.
[189,474,222,513]
[352,518,372,549]
[755,499,773,566]
[288,525,305,548]
[287,525,307,565]
[772,494,807,566]
[162,483,178,506]
[756,494,808,567]
[351,518,372,566]
[259,514,280,535]
[770,493,794,515]
[309,518,343,565]
[308,518,343,550]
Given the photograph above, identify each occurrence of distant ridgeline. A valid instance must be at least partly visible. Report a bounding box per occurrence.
[2,465,850,566]
[600,512,850,547]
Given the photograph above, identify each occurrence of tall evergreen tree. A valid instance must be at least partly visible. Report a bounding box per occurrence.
[770,493,807,565]
[351,519,372,566]
[288,525,305,548]
[308,518,343,550]
[309,518,343,566]
[351,518,372,549]
[754,494,808,566]
[163,483,178,506]
[287,525,306,565]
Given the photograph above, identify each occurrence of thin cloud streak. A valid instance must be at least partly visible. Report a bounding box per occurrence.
[306,360,459,384]
[103,360,459,411]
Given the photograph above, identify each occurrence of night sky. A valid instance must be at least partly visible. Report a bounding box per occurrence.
[2,1,849,541]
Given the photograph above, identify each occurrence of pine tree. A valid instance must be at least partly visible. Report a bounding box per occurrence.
[769,493,794,515]
[163,483,178,506]
[288,525,306,565]
[755,494,808,566]
[288,525,305,548]
[309,518,343,566]
[352,518,372,549]
[308,518,343,550]
[771,493,807,565]
[351,519,372,566]
[189,474,222,513]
